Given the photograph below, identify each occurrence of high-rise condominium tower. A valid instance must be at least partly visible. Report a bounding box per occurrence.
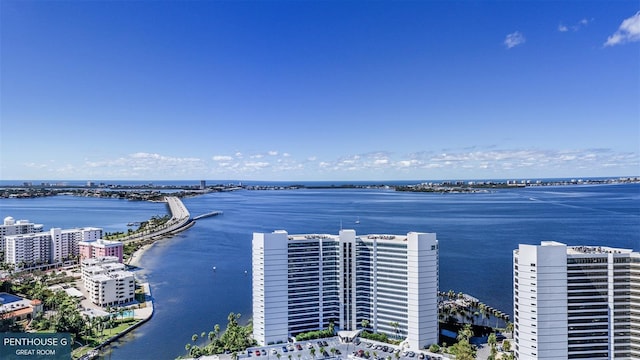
[252,229,439,350]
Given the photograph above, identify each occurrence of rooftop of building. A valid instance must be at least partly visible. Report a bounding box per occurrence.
[81,256,120,267]
[567,245,635,255]
[78,238,122,247]
[518,241,637,256]
[285,232,411,242]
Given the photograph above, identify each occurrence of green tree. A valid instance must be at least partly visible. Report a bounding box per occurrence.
[488,333,497,350]
[361,319,370,330]
[390,321,400,339]
[310,347,316,358]
[449,324,475,360]
[502,339,512,352]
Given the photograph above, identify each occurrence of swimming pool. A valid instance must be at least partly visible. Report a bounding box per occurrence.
[0,292,22,304]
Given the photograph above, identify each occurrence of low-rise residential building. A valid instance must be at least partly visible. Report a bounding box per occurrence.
[81,257,135,307]
[79,238,123,262]
[0,293,43,322]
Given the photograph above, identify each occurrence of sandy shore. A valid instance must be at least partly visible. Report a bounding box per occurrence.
[127,243,155,268]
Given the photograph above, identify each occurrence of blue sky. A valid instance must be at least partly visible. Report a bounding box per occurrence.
[1,1,639,181]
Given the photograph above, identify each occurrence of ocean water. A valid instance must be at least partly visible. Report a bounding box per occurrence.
[1,184,638,359]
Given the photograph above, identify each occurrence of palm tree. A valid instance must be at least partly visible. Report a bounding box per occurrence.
[310,347,316,358]
[390,321,400,339]
[361,319,370,331]
[487,333,497,350]
[192,333,199,343]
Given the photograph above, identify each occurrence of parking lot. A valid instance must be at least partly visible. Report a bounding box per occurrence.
[245,337,446,360]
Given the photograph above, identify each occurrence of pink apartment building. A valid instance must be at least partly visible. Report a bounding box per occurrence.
[79,239,124,263]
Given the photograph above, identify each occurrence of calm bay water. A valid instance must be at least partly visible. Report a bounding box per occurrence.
[1,184,639,359]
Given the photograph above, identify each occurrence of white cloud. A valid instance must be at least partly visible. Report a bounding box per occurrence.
[244,161,270,169]
[16,147,638,181]
[559,18,592,33]
[605,11,640,46]
[268,150,278,156]
[504,31,526,48]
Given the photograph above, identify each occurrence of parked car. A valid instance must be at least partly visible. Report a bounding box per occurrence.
[282,346,288,352]
[296,344,303,351]
[255,350,261,356]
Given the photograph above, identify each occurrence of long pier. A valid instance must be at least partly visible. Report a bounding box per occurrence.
[193,211,223,220]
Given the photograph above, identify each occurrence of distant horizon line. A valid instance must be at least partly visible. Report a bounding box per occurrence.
[2,175,638,184]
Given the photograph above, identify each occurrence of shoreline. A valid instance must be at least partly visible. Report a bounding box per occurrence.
[127,243,155,268]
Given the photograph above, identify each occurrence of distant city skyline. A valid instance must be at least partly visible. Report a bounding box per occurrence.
[1,2,639,181]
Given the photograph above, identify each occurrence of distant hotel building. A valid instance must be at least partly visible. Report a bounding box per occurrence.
[513,241,640,359]
[0,216,43,253]
[81,256,135,306]
[252,229,439,349]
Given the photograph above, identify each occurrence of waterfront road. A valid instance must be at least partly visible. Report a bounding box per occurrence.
[121,196,193,243]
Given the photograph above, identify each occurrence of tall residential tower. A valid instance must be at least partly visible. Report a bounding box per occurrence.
[252,229,439,349]
[513,241,640,359]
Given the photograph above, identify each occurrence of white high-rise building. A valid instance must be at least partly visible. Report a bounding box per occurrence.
[4,227,103,270]
[0,216,43,253]
[252,229,439,349]
[51,227,102,263]
[513,241,640,359]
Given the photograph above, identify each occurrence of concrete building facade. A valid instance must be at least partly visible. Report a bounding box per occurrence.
[79,238,123,262]
[4,226,104,270]
[513,241,640,359]
[81,257,135,306]
[252,229,439,350]
[0,217,43,253]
